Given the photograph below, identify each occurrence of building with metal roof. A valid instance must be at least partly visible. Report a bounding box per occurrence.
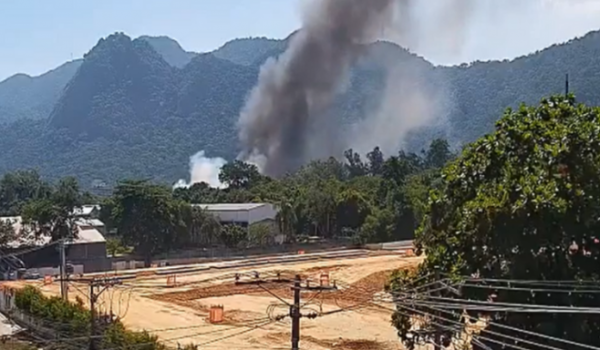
[0,216,108,273]
[72,204,101,217]
[192,203,279,226]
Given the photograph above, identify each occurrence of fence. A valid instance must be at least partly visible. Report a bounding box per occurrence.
[26,265,84,277]
[110,240,357,270]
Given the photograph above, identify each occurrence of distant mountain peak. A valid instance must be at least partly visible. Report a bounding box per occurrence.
[48,32,175,134]
[212,37,287,67]
[138,35,197,68]
[3,73,32,82]
[138,35,185,51]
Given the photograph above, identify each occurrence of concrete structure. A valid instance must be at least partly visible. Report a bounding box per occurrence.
[192,203,284,245]
[192,203,278,227]
[0,216,108,274]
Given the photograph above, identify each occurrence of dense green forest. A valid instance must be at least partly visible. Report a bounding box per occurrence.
[2,31,600,187]
[0,138,453,263]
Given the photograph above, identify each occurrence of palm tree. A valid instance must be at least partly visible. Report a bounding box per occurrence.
[275,199,297,243]
[200,215,222,247]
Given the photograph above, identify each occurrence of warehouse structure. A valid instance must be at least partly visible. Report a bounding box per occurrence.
[192,203,284,244]
[72,204,106,234]
[0,216,109,274]
[192,203,279,227]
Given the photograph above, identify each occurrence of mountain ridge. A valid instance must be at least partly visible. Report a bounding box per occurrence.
[2,29,597,126]
[1,30,600,188]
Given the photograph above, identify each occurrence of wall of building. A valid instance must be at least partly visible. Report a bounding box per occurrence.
[3,242,108,274]
[247,204,278,224]
[67,242,107,260]
[206,204,278,225]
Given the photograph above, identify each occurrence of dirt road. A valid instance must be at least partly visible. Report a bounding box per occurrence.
[7,253,423,350]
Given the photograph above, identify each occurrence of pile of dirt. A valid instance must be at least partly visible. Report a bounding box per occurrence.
[219,309,268,326]
[148,280,290,303]
[147,266,409,311]
[303,264,350,274]
[302,335,396,350]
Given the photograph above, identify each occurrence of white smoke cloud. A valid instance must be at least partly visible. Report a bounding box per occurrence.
[174,151,227,189]
[351,0,473,155]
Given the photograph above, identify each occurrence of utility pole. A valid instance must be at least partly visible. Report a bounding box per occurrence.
[89,282,97,350]
[289,274,337,350]
[290,275,301,350]
[88,277,122,350]
[234,271,336,350]
[59,239,68,301]
[433,269,442,350]
[565,73,570,95]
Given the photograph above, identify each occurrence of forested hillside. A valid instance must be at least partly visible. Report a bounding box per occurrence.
[1,30,600,187]
[0,60,81,123]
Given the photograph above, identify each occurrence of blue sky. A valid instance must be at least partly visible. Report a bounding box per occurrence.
[2,0,600,81]
[0,0,302,80]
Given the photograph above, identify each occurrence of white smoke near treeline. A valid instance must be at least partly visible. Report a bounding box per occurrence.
[181,0,482,185]
[174,151,227,189]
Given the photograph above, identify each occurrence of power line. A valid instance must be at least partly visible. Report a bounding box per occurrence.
[396,303,567,350]
[391,277,600,350]
[459,282,600,294]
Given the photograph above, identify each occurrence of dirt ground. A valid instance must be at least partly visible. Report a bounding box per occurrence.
[6,253,425,350]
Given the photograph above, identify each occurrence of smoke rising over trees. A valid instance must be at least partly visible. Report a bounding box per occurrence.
[236,0,484,178]
[237,0,396,177]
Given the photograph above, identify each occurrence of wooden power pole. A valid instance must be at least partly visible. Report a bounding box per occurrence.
[233,271,336,350]
[290,276,301,350]
[289,274,336,350]
[59,239,68,301]
[89,277,122,350]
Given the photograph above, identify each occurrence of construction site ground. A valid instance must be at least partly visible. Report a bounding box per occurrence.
[6,252,425,350]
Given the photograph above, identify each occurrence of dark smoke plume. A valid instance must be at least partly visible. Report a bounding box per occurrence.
[237,0,396,177]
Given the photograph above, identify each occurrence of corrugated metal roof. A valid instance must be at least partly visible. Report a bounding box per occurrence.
[72,204,101,216]
[75,226,106,244]
[77,218,105,227]
[0,216,106,247]
[192,203,269,211]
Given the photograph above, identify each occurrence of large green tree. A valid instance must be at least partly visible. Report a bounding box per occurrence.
[0,169,51,216]
[390,95,600,349]
[218,160,262,189]
[22,177,83,241]
[0,219,15,247]
[111,180,185,265]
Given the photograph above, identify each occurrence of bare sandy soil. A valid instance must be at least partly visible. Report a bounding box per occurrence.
[6,253,425,350]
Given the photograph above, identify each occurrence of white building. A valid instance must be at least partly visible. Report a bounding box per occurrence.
[192,203,278,226]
